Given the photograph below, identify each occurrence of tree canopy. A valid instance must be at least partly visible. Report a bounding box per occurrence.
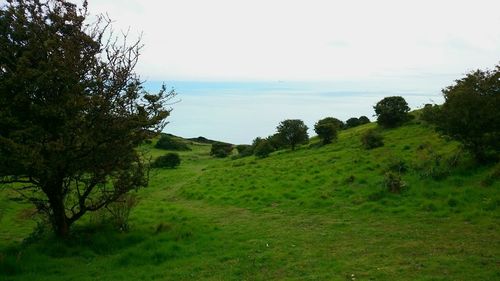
[0,0,174,237]
[276,119,309,150]
[314,117,340,144]
[438,64,500,162]
[374,96,410,128]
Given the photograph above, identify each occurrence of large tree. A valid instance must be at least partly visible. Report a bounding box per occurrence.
[0,0,174,237]
[276,119,309,150]
[314,117,340,144]
[438,64,500,162]
[374,96,410,128]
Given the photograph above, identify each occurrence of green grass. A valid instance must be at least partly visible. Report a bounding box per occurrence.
[1,121,499,280]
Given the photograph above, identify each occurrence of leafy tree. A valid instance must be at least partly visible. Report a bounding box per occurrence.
[235,144,253,157]
[210,142,233,158]
[438,65,500,162]
[314,117,340,144]
[0,0,173,237]
[276,119,309,150]
[420,104,441,124]
[254,139,274,158]
[267,133,287,150]
[345,117,360,128]
[358,116,370,124]
[155,134,190,151]
[152,153,181,169]
[374,96,410,128]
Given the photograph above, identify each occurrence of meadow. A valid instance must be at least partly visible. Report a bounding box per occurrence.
[0,120,499,280]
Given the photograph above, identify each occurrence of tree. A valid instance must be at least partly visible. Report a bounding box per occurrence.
[374,96,410,128]
[358,116,370,124]
[276,119,309,150]
[210,142,233,158]
[0,0,174,237]
[345,117,360,128]
[438,65,500,162]
[314,117,340,144]
[254,139,274,158]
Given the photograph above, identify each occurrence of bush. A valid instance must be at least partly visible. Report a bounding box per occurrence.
[314,117,340,144]
[254,139,274,158]
[235,144,253,157]
[358,116,370,124]
[152,153,181,168]
[345,117,360,128]
[438,65,500,162]
[420,104,441,124]
[210,142,233,158]
[361,129,384,149]
[374,96,411,128]
[413,145,449,180]
[384,172,406,193]
[155,134,190,151]
[106,193,139,231]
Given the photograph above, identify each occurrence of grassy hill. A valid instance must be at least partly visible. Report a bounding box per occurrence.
[0,120,499,280]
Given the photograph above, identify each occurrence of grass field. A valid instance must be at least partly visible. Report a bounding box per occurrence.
[0,120,499,280]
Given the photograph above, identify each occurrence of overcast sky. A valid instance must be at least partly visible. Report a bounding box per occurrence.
[88,0,500,82]
[86,0,500,143]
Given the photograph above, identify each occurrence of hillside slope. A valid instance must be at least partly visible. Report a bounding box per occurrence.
[0,121,499,280]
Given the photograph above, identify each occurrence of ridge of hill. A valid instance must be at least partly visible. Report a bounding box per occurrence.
[0,119,498,280]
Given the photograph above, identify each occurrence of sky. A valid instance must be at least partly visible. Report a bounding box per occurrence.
[87,0,500,143]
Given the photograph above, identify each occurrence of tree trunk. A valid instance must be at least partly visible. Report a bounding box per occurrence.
[48,193,70,238]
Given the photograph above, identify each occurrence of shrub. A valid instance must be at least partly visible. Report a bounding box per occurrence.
[413,145,449,180]
[358,116,370,124]
[210,142,233,158]
[235,144,253,157]
[361,129,384,149]
[314,117,340,144]
[254,139,274,158]
[384,172,406,193]
[387,158,408,174]
[345,117,360,128]
[152,153,181,168]
[155,134,190,151]
[106,193,139,231]
[438,65,500,162]
[374,96,411,128]
[420,104,441,124]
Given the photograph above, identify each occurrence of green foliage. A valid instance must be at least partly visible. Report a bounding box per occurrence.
[361,129,384,149]
[383,171,406,193]
[152,153,181,169]
[420,104,442,124]
[254,139,274,158]
[155,134,190,151]
[374,96,411,128]
[1,120,499,280]
[210,142,233,158]
[235,145,253,157]
[0,0,173,237]
[314,117,340,144]
[345,117,360,128]
[413,144,449,180]
[438,64,500,162]
[358,116,370,124]
[105,194,140,231]
[276,119,309,150]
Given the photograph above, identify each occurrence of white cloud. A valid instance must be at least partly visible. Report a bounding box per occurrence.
[87,0,500,81]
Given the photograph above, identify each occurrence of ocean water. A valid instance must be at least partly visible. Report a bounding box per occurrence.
[144,80,446,144]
